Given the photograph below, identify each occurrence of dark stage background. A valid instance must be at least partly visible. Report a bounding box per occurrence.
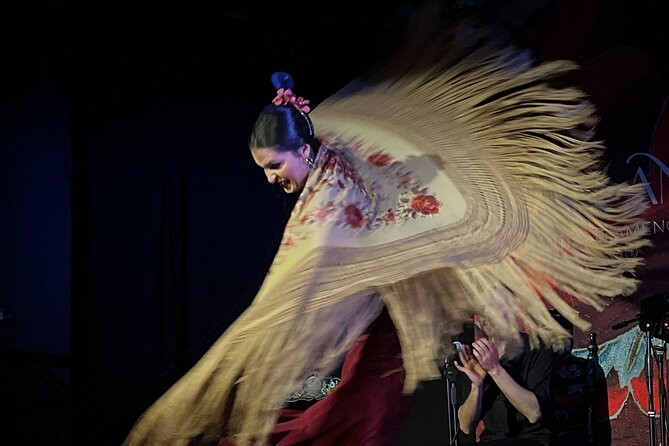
[1,1,667,445]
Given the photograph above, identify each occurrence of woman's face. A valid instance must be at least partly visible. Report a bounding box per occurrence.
[251,145,312,194]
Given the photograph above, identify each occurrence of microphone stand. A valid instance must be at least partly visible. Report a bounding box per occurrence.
[655,339,668,446]
[612,296,669,446]
[443,357,459,446]
[586,333,599,446]
[644,324,659,446]
[613,316,663,446]
[649,335,669,446]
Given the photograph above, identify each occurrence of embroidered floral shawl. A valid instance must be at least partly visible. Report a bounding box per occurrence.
[123,25,649,446]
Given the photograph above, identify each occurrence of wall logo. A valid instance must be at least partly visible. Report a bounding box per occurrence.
[627,152,668,205]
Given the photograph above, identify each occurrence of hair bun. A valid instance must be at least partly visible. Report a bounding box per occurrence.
[271,71,295,90]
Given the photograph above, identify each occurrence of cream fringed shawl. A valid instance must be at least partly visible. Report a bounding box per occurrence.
[123,36,649,446]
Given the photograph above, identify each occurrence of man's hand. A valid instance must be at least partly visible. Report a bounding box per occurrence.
[454,345,487,387]
[455,344,486,435]
[471,337,502,374]
[471,337,544,424]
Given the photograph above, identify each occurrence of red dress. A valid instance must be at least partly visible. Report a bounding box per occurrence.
[220,309,413,446]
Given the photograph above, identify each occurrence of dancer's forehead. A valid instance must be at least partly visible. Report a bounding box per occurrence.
[251,147,294,167]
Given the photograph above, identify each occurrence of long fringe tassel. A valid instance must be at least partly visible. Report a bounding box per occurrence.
[315,34,650,394]
[124,20,650,446]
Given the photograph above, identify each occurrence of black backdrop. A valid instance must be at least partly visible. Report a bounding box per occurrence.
[2,1,415,444]
[2,1,667,445]
[65,3,411,445]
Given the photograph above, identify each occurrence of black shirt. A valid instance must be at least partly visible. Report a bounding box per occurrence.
[456,334,553,446]
[551,351,612,445]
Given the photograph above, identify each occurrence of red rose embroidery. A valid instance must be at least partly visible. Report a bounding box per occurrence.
[367,152,394,167]
[410,194,441,215]
[385,211,396,221]
[344,204,365,228]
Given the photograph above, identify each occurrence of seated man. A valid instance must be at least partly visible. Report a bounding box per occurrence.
[455,317,553,446]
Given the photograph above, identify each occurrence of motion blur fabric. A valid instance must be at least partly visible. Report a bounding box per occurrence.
[124,19,648,446]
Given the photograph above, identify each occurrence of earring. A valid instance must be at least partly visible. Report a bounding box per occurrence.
[300,144,316,169]
[304,155,316,169]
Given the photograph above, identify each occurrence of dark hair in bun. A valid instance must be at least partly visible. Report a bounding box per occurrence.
[249,72,319,154]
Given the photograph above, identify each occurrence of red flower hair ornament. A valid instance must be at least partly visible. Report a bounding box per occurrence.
[270,71,315,137]
[272,88,311,113]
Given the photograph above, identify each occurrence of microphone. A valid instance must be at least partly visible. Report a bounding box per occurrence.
[611,315,640,330]
[445,341,464,368]
[447,321,474,367]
